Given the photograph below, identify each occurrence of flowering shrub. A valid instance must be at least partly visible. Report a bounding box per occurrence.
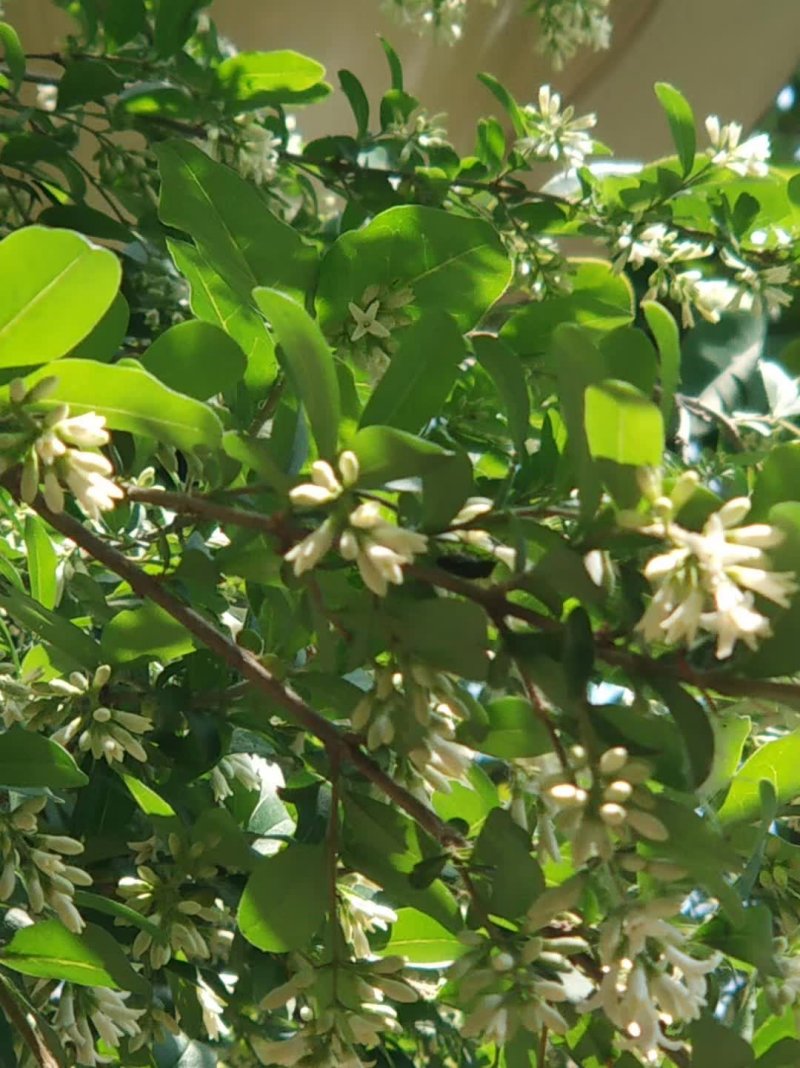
[0,2,799,1067]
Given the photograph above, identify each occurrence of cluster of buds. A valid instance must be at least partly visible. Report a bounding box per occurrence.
[286,452,428,597]
[350,664,473,796]
[338,874,398,959]
[252,953,418,1067]
[631,483,798,660]
[442,496,516,569]
[541,746,668,866]
[531,0,612,67]
[705,115,770,178]
[515,85,597,170]
[345,283,414,378]
[4,376,123,520]
[582,900,722,1062]
[0,797,90,932]
[450,923,587,1046]
[116,835,229,970]
[209,750,285,803]
[51,984,145,1067]
[13,665,154,766]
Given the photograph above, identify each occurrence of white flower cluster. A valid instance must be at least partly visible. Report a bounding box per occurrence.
[720,248,793,318]
[451,924,586,1045]
[536,746,668,866]
[582,900,721,1062]
[530,0,612,68]
[345,283,414,379]
[117,835,230,969]
[252,953,418,1067]
[286,452,428,596]
[350,664,474,795]
[6,376,123,520]
[705,115,770,178]
[515,85,597,170]
[0,797,91,932]
[205,115,282,185]
[636,495,798,660]
[53,984,145,1067]
[443,496,516,569]
[382,0,472,44]
[338,874,398,959]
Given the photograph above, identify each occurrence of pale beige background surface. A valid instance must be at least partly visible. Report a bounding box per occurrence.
[6,0,800,157]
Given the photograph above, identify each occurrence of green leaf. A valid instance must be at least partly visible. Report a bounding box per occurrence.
[585,380,664,466]
[168,239,277,393]
[74,891,164,943]
[387,598,488,679]
[379,36,404,91]
[0,727,87,789]
[643,300,681,423]
[154,0,208,56]
[472,334,530,453]
[17,359,222,453]
[101,603,195,664]
[342,793,461,931]
[156,141,317,305]
[469,696,551,758]
[477,72,526,137]
[1,920,147,993]
[0,227,121,368]
[651,679,715,790]
[121,774,176,818]
[654,81,697,176]
[237,843,327,952]
[253,288,340,459]
[0,21,25,92]
[751,443,800,519]
[0,583,101,671]
[472,809,544,920]
[690,1017,754,1068]
[382,908,466,964]
[339,69,369,137]
[40,205,134,245]
[222,431,292,493]
[24,515,57,610]
[316,205,511,335]
[757,1039,800,1068]
[217,51,327,109]
[743,503,800,676]
[432,763,499,837]
[57,59,122,109]
[350,425,472,528]
[551,324,605,518]
[140,320,247,400]
[70,292,129,361]
[360,311,465,432]
[699,905,776,973]
[501,260,634,357]
[718,731,800,825]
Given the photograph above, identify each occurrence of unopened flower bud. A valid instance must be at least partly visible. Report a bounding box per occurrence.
[338,450,360,487]
[599,747,629,776]
[599,802,628,827]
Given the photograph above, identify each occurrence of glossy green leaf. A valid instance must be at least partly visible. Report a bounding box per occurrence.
[472,809,544,920]
[470,696,551,758]
[222,431,292,493]
[70,292,129,361]
[237,843,327,951]
[339,68,369,137]
[253,288,340,458]
[141,320,246,399]
[643,300,681,423]
[655,81,696,176]
[156,141,317,305]
[217,50,327,108]
[473,333,530,452]
[101,603,195,664]
[585,380,664,466]
[387,598,488,679]
[690,1017,754,1068]
[719,730,800,825]
[316,205,511,335]
[552,323,605,517]
[0,227,121,367]
[168,239,277,393]
[16,359,222,452]
[751,443,800,519]
[73,891,164,943]
[40,205,134,245]
[743,503,800,676]
[756,1039,800,1068]
[699,904,776,974]
[0,583,101,670]
[121,774,176,818]
[24,514,57,610]
[432,763,499,837]
[360,311,465,432]
[379,36,404,91]
[501,260,634,357]
[0,726,87,789]
[477,72,526,137]
[382,908,466,964]
[651,678,715,790]
[154,0,208,56]
[0,21,24,92]
[1,920,147,993]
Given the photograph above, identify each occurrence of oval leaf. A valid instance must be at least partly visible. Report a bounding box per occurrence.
[585,379,664,467]
[0,726,87,789]
[2,920,147,992]
[237,843,327,952]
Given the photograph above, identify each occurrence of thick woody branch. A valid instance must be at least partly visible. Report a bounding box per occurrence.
[30,497,465,849]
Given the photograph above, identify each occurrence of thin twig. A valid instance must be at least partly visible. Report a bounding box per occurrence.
[30,495,465,849]
[0,973,60,1068]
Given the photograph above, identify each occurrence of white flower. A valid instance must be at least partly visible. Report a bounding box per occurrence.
[55,413,111,448]
[196,977,229,1040]
[285,518,337,576]
[516,84,597,169]
[339,876,398,959]
[706,115,770,177]
[36,84,58,112]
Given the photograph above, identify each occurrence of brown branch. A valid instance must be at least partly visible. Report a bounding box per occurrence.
[126,486,288,537]
[30,496,465,849]
[0,973,59,1068]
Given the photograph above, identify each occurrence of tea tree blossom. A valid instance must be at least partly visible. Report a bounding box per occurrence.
[515,84,597,169]
[52,985,145,1067]
[705,114,771,177]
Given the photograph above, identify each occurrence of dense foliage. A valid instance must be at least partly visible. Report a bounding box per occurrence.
[1,2,800,1067]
